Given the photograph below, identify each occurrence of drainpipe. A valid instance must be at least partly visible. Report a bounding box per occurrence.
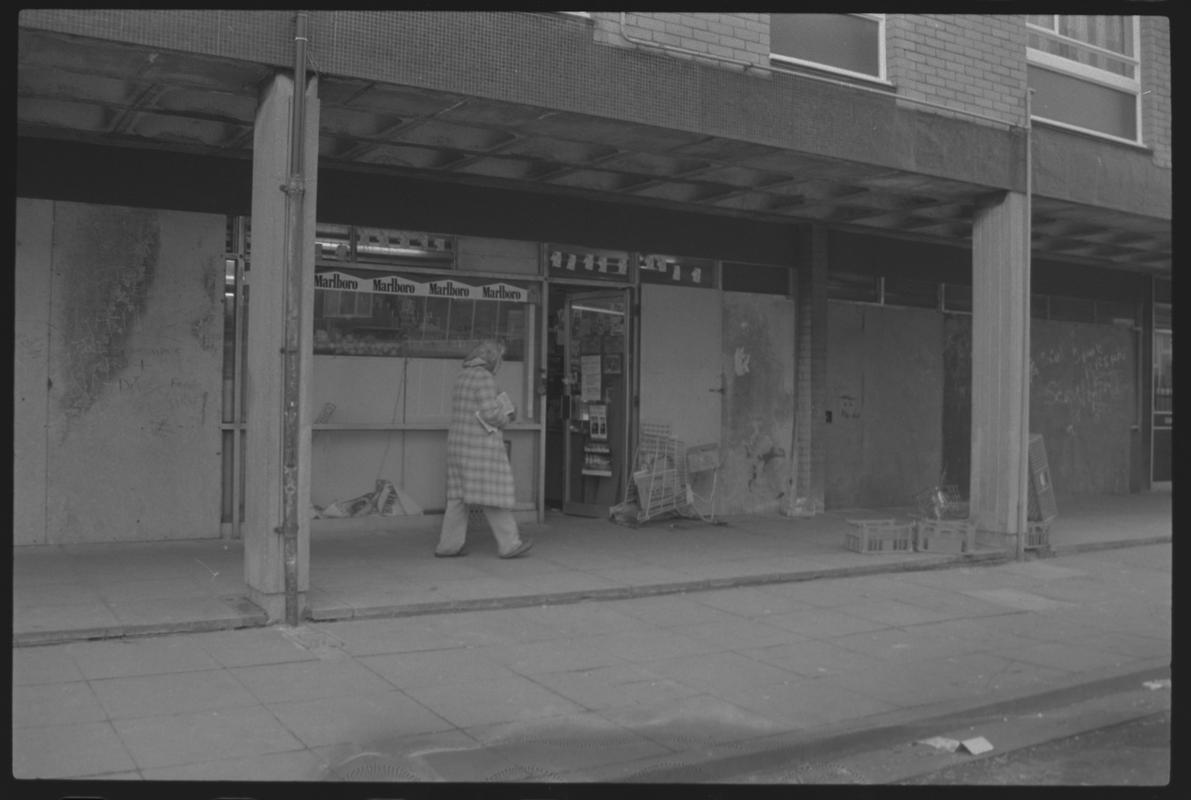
[278,11,309,626]
[1017,89,1034,562]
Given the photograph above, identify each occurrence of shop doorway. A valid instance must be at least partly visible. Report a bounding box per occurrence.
[544,285,634,517]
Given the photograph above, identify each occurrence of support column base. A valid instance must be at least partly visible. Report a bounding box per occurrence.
[782,497,824,517]
[247,587,307,625]
[975,528,1021,553]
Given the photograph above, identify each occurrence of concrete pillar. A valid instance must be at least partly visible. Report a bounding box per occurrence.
[969,191,1029,540]
[789,224,827,515]
[243,71,319,622]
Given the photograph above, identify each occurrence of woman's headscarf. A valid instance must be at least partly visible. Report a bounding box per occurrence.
[463,340,504,372]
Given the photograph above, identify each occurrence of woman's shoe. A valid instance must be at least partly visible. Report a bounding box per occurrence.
[499,540,533,559]
[434,547,468,558]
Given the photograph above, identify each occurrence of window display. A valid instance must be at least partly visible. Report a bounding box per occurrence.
[313,267,533,359]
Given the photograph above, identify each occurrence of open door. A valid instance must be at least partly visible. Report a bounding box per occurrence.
[544,287,632,517]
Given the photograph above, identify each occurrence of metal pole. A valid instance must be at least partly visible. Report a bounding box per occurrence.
[277,11,308,626]
[1017,89,1034,562]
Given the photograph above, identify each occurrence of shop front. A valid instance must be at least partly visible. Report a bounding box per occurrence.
[218,220,805,528]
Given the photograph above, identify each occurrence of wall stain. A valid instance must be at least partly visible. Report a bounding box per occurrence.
[190,256,222,352]
[60,208,160,415]
[722,297,794,513]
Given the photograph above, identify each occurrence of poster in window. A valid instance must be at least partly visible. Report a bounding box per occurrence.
[580,354,602,402]
[604,353,622,375]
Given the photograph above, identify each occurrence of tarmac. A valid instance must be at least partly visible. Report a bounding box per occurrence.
[10,490,1172,784]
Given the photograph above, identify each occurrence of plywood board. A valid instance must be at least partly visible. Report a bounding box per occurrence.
[14,198,54,545]
[720,291,795,515]
[825,303,944,509]
[638,284,722,450]
[44,203,225,542]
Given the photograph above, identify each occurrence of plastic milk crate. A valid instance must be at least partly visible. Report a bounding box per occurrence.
[1025,520,1052,550]
[915,518,976,554]
[844,519,915,554]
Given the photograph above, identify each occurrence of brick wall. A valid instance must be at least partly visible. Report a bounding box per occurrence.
[592,12,770,71]
[593,13,1030,126]
[589,13,1168,172]
[886,14,1028,127]
[1141,16,1171,169]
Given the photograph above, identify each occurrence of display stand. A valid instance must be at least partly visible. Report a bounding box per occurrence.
[625,422,691,523]
[684,443,720,523]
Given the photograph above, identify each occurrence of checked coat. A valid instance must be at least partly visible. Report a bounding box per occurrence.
[445,364,516,508]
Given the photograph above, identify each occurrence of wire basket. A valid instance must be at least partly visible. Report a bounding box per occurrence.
[626,423,693,523]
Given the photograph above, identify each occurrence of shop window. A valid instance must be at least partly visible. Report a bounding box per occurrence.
[722,261,790,295]
[882,275,939,309]
[1153,303,1172,414]
[1046,294,1098,323]
[942,283,972,314]
[313,267,532,359]
[1094,298,1137,326]
[827,271,881,303]
[770,13,885,82]
[1026,15,1141,143]
[1031,294,1050,319]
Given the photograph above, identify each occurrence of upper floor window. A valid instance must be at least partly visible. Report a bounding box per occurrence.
[770,13,885,82]
[1026,15,1141,143]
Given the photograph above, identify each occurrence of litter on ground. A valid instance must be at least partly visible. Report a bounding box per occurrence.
[960,736,995,755]
[916,737,960,753]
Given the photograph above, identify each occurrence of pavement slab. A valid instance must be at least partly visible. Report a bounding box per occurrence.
[669,617,805,651]
[716,675,903,729]
[189,626,325,668]
[602,593,746,628]
[11,721,138,779]
[690,585,819,618]
[66,635,222,680]
[583,628,725,663]
[310,617,474,656]
[230,658,395,705]
[11,643,85,685]
[11,680,108,727]
[760,607,891,638]
[111,706,304,771]
[90,668,259,719]
[401,673,587,728]
[464,711,672,774]
[265,689,454,748]
[827,626,979,664]
[739,638,874,679]
[596,693,788,750]
[358,647,524,690]
[140,749,332,782]
[641,651,803,695]
[997,640,1144,675]
[524,661,702,711]
[472,635,633,675]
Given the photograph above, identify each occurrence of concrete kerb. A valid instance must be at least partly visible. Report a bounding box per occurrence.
[572,657,1172,784]
[304,549,1012,623]
[1041,534,1173,558]
[13,612,269,648]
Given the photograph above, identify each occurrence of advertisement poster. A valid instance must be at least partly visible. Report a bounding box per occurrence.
[580,355,602,402]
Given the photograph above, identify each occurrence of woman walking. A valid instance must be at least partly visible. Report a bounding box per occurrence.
[435,340,533,559]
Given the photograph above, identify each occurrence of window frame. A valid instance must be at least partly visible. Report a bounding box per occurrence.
[769,13,888,84]
[1026,15,1143,145]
